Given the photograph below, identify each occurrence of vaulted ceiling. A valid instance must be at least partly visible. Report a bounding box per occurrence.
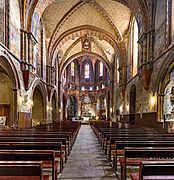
[28,0,139,68]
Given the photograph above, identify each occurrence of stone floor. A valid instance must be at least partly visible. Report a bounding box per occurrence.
[59,124,119,180]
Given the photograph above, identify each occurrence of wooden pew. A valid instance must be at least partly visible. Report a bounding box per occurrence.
[102,130,161,147]
[0,121,80,156]
[0,121,81,179]
[94,127,159,146]
[108,136,174,161]
[0,133,71,154]
[0,137,68,162]
[113,141,174,171]
[121,147,174,180]
[104,131,167,147]
[30,121,81,144]
[130,161,174,180]
[106,136,147,156]
[0,161,49,180]
[106,135,161,156]
[0,142,63,174]
[0,131,72,154]
[107,135,174,159]
[0,150,56,180]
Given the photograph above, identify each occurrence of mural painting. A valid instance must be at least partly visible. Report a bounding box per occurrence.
[31,12,39,39]
[9,21,20,57]
[0,1,5,44]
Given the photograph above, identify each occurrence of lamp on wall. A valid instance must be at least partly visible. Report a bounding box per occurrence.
[28,99,33,107]
[119,104,123,118]
[19,95,33,108]
[126,104,129,112]
[104,99,106,106]
[119,104,123,113]
[150,94,156,109]
[18,96,24,105]
[47,105,52,111]
[150,96,155,106]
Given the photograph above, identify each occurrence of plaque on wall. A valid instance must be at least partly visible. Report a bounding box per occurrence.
[0,117,6,126]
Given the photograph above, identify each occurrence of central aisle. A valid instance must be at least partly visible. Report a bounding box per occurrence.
[60,124,118,179]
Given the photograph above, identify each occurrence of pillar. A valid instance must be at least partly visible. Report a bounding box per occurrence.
[12,89,18,128]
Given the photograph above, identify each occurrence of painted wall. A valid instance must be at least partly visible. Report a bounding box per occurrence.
[154,0,166,58]
[31,12,39,40]
[31,10,47,82]
[0,0,5,44]
[32,87,45,125]
[0,73,13,104]
[9,0,20,58]
[0,72,13,125]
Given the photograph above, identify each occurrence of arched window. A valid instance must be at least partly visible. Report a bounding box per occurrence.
[167,0,174,45]
[99,62,103,76]
[71,62,75,76]
[116,57,119,84]
[131,18,138,77]
[84,63,90,78]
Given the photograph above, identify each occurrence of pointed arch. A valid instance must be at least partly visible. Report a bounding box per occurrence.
[0,54,20,89]
[31,80,47,124]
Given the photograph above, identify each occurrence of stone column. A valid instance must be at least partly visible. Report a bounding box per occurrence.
[4,0,9,47]
[20,29,28,62]
[146,32,150,61]
[157,94,164,122]
[46,65,52,84]
[78,96,82,117]
[57,80,61,121]
[27,33,31,64]
[138,35,143,68]
[27,33,35,65]
[143,35,147,64]
[20,29,24,61]
[12,89,18,128]
[140,41,143,67]
[24,31,28,63]
[148,30,154,62]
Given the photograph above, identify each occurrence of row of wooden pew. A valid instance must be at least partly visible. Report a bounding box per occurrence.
[90,120,174,180]
[0,120,81,180]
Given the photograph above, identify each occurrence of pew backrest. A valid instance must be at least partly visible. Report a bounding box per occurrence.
[0,161,44,180]
[123,147,174,180]
[139,161,174,180]
[0,150,56,180]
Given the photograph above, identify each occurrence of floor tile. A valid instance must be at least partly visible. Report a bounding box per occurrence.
[60,125,118,180]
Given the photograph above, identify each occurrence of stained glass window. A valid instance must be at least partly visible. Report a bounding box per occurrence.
[84,63,90,78]
[116,57,119,84]
[132,18,138,77]
[71,62,74,76]
[99,62,103,76]
[83,95,91,104]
